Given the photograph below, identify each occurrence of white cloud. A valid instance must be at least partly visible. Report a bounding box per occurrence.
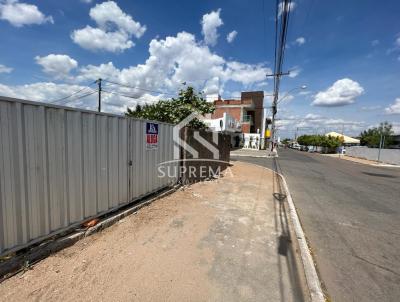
[0,64,13,73]
[75,32,271,97]
[81,0,92,3]
[225,61,270,85]
[226,30,237,43]
[385,98,400,114]
[312,78,364,107]
[371,39,379,46]
[0,82,157,114]
[396,37,400,47]
[298,90,311,96]
[361,105,381,111]
[0,82,93,105]
[71,1,146,52]
[0,0,53,27]
[305,113,322,120]
[89,1,146,38]
[295,37,305,46]
[71,26,136,53]
[35,54,78,79]
[0,25,271,114]
[278,2,296,17]
[276,113,366,135]
[288,66,301,78]
[201,9,223,46]
[386,36,400,55]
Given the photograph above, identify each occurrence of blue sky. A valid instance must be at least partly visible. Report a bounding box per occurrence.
[0,0,399,137]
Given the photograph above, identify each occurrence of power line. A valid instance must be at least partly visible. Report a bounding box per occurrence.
[102,79,176,97]
[267,0,294,152]
[102,89,161,105]
[55,90,98,106]
[47,81,96,104]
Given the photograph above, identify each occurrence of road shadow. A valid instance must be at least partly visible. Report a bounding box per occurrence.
[362,172,397,178]
[271,157,307,302]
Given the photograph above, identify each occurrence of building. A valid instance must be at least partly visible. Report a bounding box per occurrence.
[203,112,241,133]
[212,91,265,134]
[203,112,242,147]
[325,131,360,146]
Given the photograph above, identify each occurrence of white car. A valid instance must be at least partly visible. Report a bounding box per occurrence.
[292,143,301,150]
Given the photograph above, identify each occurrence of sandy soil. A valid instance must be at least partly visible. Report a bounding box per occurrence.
[0,162,307,302]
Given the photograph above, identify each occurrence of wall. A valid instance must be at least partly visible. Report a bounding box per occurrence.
[212,106,242,122]
[180,127,230,183]
[241,91,264,133]
[0,97,177,255]
[346,146,400,165]
[203,112,241,133]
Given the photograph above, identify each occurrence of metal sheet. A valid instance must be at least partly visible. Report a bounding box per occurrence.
[0,97,177,255]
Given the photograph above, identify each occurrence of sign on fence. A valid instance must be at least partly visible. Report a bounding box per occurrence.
[146,122,159,150]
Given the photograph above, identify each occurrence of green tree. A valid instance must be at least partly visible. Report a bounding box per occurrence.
[126,86,215,129]
[321,135,341,150]
[297,134,341,153]
[360,121,394,147]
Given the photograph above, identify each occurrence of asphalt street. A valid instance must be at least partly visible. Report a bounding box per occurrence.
[232,149,400,302]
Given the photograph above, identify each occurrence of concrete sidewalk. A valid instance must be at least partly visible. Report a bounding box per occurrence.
[230,148,274,158]
[0,162,309,302]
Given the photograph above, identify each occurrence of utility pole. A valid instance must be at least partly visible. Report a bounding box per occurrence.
[96,78,102,112]
[266,71,290,152]
[339,123,344,158]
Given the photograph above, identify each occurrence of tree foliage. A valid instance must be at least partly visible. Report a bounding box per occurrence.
[359,121,394,148]
[297,134,342,150]
[125,86,215,129]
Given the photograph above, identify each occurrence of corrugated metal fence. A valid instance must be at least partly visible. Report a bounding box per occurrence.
[0,97,177,255]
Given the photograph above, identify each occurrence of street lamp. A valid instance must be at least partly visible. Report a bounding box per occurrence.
[277,85,307,104]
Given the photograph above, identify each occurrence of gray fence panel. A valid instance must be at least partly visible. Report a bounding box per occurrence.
[0,97,176,255]
[346,146,400,165]
[128,120,174,201]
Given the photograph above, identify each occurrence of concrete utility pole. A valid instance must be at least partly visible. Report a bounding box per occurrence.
[266,72,290,152]
[96,78,102,112]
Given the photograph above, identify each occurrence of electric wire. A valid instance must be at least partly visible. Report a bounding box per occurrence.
[47,81,96,104]
[55,90,98,105]
[102,79,176,97]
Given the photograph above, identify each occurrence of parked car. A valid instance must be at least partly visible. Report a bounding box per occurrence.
[292,143,301,150]
[308,146,316,153]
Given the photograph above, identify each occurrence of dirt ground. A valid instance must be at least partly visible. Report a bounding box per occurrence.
[0,162,307,302]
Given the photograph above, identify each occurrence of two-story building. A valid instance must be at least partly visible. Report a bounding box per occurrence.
[211,91,264,134]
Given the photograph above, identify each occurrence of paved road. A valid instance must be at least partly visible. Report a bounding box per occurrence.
[232,149,400,302]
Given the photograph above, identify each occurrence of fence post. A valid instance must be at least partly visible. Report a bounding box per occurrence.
[377,133,383,162]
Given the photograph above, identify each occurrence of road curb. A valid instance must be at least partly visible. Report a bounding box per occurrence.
[277,173,325,302]
[231,154,279,158]
[240,161,325,302]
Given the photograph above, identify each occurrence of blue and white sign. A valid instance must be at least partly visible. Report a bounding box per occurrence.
[146,122,159,150]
